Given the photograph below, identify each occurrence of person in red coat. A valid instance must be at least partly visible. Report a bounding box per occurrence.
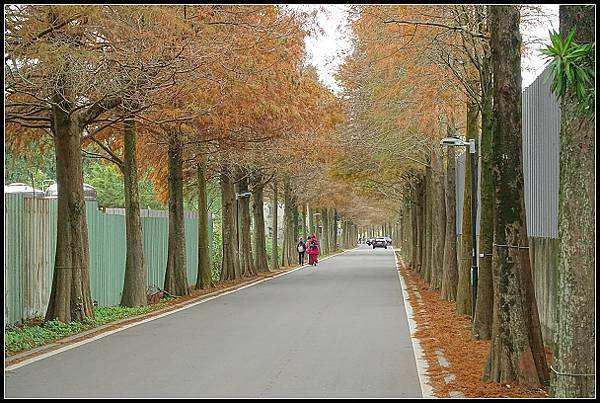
[306,234,320,266]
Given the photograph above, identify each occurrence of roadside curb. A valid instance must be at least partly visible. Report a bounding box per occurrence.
[393,251,465,399]
[391,248,436,398]
[5,249,348,371]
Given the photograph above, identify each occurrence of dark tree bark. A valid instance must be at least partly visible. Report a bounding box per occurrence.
[430,148,446,290]
[237,173,255,277]
[195,161,212,289]
[292,197,300,254]
[441,144,458,301]
[457,102,478,316]
[271,179,279,271]
[423,165,433,284]
[164,130,189,296]
[415,178,425,273]
[411,187,419,270]
[251,174,269,273]
[45,108,94,322]
[551,5,595,398]
[281,176,294,267]
[321,208,330,255]
[483,5,548,387]
[474,40,494,339]
[332,209,338,251]
[220,165,240,280]
[120,117,147,306]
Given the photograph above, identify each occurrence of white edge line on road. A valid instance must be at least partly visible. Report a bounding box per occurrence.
[6,249,350,372]
[391,247,435,399]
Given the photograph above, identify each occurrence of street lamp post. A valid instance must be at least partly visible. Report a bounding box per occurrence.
[441,136,478,322]
[235,191,252,253]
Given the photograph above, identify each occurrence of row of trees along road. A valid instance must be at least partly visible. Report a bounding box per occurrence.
[5,5,361,324]
[334,4,594,398]
[4,4,593,398]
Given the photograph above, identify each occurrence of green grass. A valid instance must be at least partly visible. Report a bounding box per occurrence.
[5,302,172,355]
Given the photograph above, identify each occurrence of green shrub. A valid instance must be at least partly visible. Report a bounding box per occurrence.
[5,303,169,355]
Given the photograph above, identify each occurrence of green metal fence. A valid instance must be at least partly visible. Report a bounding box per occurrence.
[5,193,212,324]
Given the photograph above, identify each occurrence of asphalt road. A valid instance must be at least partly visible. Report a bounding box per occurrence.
[5,245,422,398]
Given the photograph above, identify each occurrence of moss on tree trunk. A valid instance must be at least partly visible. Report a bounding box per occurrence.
[483,6,548,387]
[430,148,446,290]
[457,102,478,316]
[474,60,494,339]
[164,130,189,296]
[195,161,212,289]
[237,173,255,277]
[441,144,458,301]
[120,117,147,306]
[220,165,240,281]
[271,180,279,271]
[251,174,269,273]
[45,108,94,322]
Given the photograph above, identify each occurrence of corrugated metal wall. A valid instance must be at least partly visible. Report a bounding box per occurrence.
[5,194,212,324]
[522,65,560,239]
[454,66,559,239]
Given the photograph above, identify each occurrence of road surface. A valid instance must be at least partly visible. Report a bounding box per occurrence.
[5,245,422,398]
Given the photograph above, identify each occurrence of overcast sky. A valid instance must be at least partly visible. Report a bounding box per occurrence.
[293,4,560,94]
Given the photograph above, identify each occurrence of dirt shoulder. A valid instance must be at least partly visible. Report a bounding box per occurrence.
[396,255,549,398]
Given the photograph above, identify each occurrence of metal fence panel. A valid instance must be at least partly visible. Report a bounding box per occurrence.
[5,194,24,324]
[5,194,211,324]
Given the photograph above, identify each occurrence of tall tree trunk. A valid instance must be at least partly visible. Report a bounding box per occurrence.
[321,208,330,255]
[457,102,478,316]
[442,144,458,301]
[474,43,494,339]
[551,5,595,398]
[251,174,269,273]
[281,177,293,267]
[483,6,548,387]
[164,130,189,296]
[195,161,212,289]
[411,187,420,270]
[237,173,255,277]
[302,203,309,241]
[332,209,338,251]
[220,166,240,280]
[423,165,433,284]
[271,179,279,270]
[307,205,314,237]
[120,117,147,306]
[430,148,446,290]
[292,196,300,256]
[415,179,425,273]
[45,109,93,322]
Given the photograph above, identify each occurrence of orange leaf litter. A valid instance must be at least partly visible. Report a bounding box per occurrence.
[396,253,549,398]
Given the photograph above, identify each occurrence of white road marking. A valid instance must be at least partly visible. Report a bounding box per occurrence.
[391,247,435,398]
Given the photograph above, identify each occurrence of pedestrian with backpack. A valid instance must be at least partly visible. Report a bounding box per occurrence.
[307,234,320,266]
[296,237,306,265]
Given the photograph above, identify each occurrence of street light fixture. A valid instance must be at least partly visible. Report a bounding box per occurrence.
[441,136,478,322]
[235,191,252,252]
